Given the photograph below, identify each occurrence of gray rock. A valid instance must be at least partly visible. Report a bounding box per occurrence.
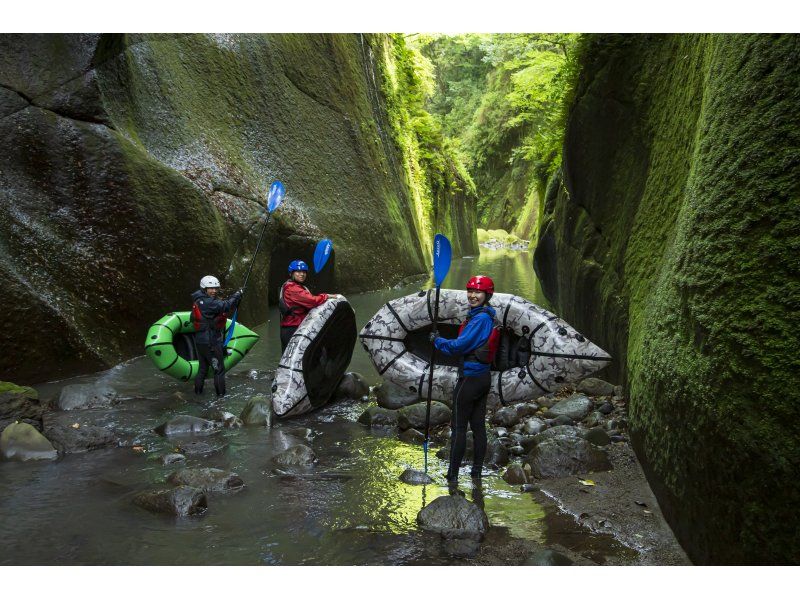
[133,486,207,517]
[502,463,530,485]
[494,427,508,438]
[162,453,186,465]
[527,437,612,479]
[485,438,509,468]
[537,396,555,409]
[0,421,58,461]
[176,440,226,457]
[167,467,244,492]
[598,401,614,415]
[546,394,593,421]
[509,433,524,444]
[154,415,218,436]
[551,414,574,426]
[522,417,547,436]
[613,385,625,398]
[509,445,526,456]
[442,530,482,558]
[272,444,317,466]
[519,435,538,452]
[491,406,521,428]
[398,401,451,431]
[399,428,426,444]
[357,406,399,428]
[605,419,620,432]
[374,383,419,410]
[335,372,370,400]
[0,382,44,429]
[417,495,489,539]
[57,382,117,411]
[585,428,611,446]
[240,395,273,427]
[576,378,616,397]
[43,422,118,454]
[533,425,581,445]
[399,468,434,485]
[610,434,626,443]
[515,402,539,418]
[525,548,573,566]
[583,411,605,428]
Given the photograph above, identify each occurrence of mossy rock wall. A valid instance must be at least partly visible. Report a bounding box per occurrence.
[534,34,800,563]
[0,33,476,383]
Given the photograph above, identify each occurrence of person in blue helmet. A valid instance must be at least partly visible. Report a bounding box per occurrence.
[430,275,498,484]
[278,259,337,352]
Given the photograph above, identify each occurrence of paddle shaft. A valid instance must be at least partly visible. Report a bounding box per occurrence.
[423,286,441,474]
[239,210,273,296]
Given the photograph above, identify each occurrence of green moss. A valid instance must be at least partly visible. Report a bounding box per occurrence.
[537,33,800,563]
[0,382,37,398]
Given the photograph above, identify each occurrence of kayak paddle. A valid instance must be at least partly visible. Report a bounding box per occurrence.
[423,233,452,475]
[313,238,333,274]
[224,180,286,347]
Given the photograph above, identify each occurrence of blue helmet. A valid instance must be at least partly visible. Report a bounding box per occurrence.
[288,259,309,274]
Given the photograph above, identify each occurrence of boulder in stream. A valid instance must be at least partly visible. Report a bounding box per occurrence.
[57,382,117,411]
[398,401,450,431]
[527,436,612,479]
[334,372,370,400]
[545,394,593,421]
[491,406,521,428]
[577,378,616,397]
[357,406,399,428]
[133,486,208,517]
[272,444,317,467]
[154,415,219,436]
[240,395,273,427]
[374,383,419,410]
[43,422,118,454]
[0,421,58,461]
[399,428,426,445]
[417,495,489,557]
[167,467,244,493]
[400,468,434,485]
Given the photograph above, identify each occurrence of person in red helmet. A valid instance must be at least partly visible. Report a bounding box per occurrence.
[431,275,498,484]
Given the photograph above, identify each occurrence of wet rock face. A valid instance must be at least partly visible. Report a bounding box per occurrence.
[57,383,117,411]
[334,372,370,401]
[43,422,118,454]
[272,444,317,467]
[357,406,399,428]
[545,394,593,421]
[166,468,244,493]
[374,383,419,410]
[0,421,58,461]
[240,396,273,427]
[0,382,44,431]
[527,437,612,479]
[134,486,208,517]
[154,416,219,436]
[398,402,451,431]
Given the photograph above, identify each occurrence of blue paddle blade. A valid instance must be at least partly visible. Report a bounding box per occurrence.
[432,233,452,288]
[267,181,285,213]
[313,238,333,273]
[223,309,238,347]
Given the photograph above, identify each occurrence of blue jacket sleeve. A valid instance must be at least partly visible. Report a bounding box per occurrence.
[434,314,493,356]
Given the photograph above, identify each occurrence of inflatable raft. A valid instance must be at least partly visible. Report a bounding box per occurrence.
[272,297,357,418]
[145,312,259,381]
[359,290,611,405]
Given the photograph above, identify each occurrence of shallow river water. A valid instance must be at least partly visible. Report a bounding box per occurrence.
[0,248,637,565]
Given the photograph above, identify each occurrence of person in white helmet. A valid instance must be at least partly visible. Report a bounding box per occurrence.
[190,275,242,396]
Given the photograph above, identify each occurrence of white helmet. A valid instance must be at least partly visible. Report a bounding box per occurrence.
[200,275,221,289]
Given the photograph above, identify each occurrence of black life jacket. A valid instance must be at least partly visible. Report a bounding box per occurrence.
[458,310,502,365]
[278,280,310,319]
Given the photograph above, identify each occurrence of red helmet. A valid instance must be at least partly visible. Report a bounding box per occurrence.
[466,275,494,295]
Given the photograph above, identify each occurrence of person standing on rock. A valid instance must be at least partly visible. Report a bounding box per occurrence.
[430,275,498,485]
[278,259,338,353]
[191,275,242,397]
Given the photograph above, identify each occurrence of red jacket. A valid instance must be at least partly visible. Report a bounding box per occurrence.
[279,280,328,327]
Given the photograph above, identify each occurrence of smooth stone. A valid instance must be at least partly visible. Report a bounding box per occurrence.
[240,395,273,427]
[598,401,614,415]
[585,428,611,446]
[272,444,317,466]
[531,425,582,446]
[576,378,616,397]
[57,382,117,411]
[485,438,509,468]
[357,406,399,428]
[546,394,593,421]
[400,468,434,485]
[495,427,508,438]
[525,548,574,566]
[610,435,626,443]
[551,414,574,426]
[154,415,218,436]
[605,419,620,432]
[583,411,605,428]
[527,437,612,479]
[0,421,58,461]
[176,440,226,457]
[491,406,521,428]
[133,486,207,517]
[537,396,555,409]
[417,495,489,539]
[509,445,526,456]
[335,372,370,400]
[502,463,529,485]
[374,382,419,410]
[522,417,547,436]
[162,453,186,465]
[398,401,451,431]
[43,422,118,454]
[515,402,539,418]
[519,435,538,452]
[399,428,426,445]
[167,467,244,492]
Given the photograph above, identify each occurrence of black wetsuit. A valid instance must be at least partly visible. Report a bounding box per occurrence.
[191,289,241,396]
